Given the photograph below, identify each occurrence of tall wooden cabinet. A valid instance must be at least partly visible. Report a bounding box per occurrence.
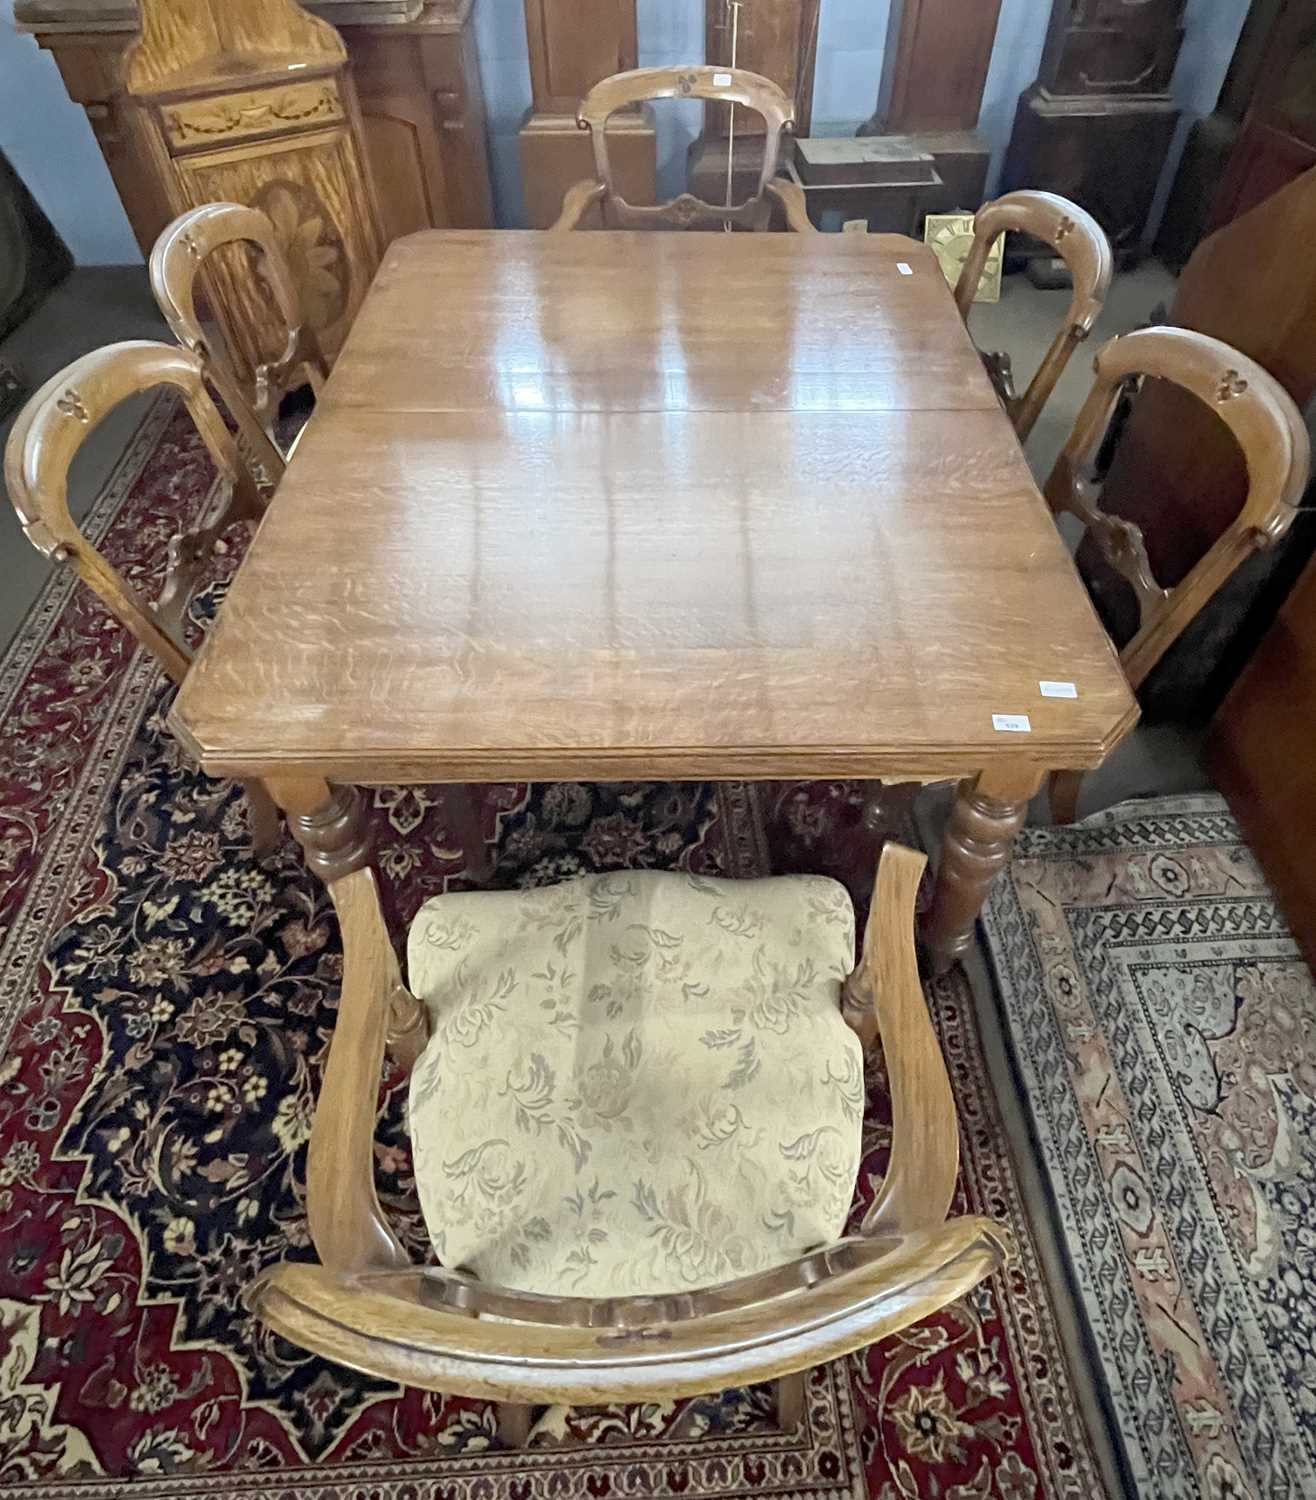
[1205,1,1316,234]
[123,0,385,372]
[1154,0,1289,268]
[13,0,494,259]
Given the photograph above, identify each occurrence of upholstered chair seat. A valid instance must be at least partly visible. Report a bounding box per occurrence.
[406,870,863,1297]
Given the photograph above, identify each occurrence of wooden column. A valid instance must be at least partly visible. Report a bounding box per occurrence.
[855,0,1003,215]
[517,0,655,228]
[687,0,820,205]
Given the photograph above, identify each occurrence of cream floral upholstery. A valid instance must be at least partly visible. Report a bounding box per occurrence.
[406,870,864,1298]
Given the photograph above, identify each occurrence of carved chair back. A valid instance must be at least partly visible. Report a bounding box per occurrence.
[3,340,281,848]
[553,65,813,232]
[151,202,330,457]
[1045,325,1310,821]
[955,190,1113,442]
[247,845,1006,1412]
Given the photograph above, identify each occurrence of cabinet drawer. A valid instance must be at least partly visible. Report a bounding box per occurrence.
[162,80,344,152]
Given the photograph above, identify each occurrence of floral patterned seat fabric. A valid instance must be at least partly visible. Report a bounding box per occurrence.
[406,870,865,1297]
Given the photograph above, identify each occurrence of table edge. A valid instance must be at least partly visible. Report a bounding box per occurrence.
[167,704,1141,784]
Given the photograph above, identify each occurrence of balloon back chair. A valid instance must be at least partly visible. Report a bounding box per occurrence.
[4,340,283,852]
[153,203,492,876]
[954,190,1114,443]
[151,201,331,463]
[553,65,814,233]
[1045,325,1310,822]
[247,843,1007,1437]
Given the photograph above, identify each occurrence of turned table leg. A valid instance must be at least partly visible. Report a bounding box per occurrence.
[441,784,495,882]
[924,766,1042,975]
[266,777,373,882]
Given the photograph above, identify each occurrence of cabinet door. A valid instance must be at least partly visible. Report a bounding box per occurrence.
[172,121,381,369]
[1208,11,1316,231]
[350,32,452,238]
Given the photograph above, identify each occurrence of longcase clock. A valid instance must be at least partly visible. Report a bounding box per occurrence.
[1002,0,1186,261]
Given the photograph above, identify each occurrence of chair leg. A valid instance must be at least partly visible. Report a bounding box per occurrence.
[496,1402,534,1447]
[776,1371,807,1432]
[840,967,878,1052]
[441,785,494,882]
[244,779,281,859]
[861,780,922,837]
[1048,770,1084,826]
[385,981,428,1073]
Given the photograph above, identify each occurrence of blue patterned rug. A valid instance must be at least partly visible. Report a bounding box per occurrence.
[983,793,1316,1499]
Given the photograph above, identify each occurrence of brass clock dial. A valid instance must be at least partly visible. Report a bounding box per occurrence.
[923,213,1002,304]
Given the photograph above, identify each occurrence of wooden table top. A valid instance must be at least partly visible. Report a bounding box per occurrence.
[171,230,1137,783]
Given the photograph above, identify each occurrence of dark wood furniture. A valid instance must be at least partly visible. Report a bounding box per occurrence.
[855,0,1004,218]
[1001,0,1185,261]
[1210,552,1316,973]
[787,137,942,234]
[1206,1,1316,235]
[1155,0,1289,269]
[166,229,1137,979]
[0,150,71,345]
[1079,163,1316,719]
[12,0,494,256]
[518,0,655,229]
[686,0,819,205]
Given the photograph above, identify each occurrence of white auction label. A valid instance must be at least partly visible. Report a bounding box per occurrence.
[896,262,913,275]
[992,713,1032,733]
[1039,680,1078,698]
[713,71,732,85]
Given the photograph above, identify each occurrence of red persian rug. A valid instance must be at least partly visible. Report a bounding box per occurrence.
[0,397,1109,1498]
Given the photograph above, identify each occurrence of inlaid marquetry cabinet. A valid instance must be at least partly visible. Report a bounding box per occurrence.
[13,0,494,257]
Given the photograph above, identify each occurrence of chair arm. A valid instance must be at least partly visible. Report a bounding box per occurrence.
[248,1215,1006,1404]
[550,179,608,231]
[765,178,815,234]
[305,867,412,1272]
[857,843,959,1237]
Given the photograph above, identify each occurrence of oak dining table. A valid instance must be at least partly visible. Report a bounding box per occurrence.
[169,227,1138,974]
